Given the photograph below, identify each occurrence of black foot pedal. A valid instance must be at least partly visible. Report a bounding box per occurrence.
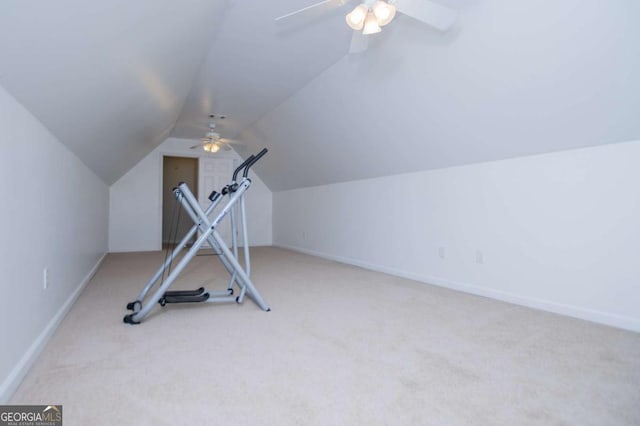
[163,293,210,304]
[163,287,205,297]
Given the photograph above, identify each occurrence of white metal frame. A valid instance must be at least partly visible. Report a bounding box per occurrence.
[124,150,269,324]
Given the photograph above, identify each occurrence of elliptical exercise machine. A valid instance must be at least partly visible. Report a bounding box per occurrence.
[123,148,270,325]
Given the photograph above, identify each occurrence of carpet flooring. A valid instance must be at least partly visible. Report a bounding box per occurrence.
[10,247,640,425]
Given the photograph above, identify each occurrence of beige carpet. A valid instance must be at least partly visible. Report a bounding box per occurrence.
[11,247,640,425]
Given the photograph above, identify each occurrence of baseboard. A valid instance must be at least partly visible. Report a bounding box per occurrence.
[273,243,640,333]
[111,241,270,254]
[109,247,159,253]
[0,252,108,403]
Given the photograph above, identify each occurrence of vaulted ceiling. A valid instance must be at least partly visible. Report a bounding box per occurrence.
[1,0,639,190]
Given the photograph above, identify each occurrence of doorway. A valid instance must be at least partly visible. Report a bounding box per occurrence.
[162,156,198,245]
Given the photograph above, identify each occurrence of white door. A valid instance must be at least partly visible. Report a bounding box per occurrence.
[198,157,235,248]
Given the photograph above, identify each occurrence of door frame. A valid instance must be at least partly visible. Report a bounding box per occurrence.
[157,151,239,250]
[159,152,201,249]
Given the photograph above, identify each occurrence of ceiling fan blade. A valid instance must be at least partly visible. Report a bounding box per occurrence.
[349,31,369,53]
[394,0,457,31]
[189,143,204,149]
[275,0,350,25]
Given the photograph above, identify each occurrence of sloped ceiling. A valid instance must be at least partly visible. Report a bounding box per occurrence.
[1,0,639,189]
[238,0,640,190]
[170,0,352,141]
[0,0,227,183]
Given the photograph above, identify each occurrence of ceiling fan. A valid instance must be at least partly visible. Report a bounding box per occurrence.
[275,0,457,53]
[189,123,243,153]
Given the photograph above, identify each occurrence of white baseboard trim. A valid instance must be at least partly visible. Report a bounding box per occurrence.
[110,242,270,254]
[273,243,640,333]
[108,247,159,253]
[0,252,108,403]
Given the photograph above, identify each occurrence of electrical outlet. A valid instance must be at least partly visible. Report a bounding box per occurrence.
[43,268,49,290]
[476,250,484,264]
[438,247,445,259]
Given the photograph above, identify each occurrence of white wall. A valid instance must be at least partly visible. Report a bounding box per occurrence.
[109,138,272,252]
[274,141,640,332]
[0,85,109,402]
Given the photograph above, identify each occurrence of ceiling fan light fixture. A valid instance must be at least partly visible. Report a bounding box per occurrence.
[373,1,396,26]
[346,4,368,30]
[203,141,220,153]
[362,10,382,35]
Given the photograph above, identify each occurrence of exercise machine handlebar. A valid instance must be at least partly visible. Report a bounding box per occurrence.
[243,148,268,178]
[223,149,268,195]
[233,155,255,182]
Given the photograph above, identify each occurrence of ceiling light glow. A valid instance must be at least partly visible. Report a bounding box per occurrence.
[348,1,396,35]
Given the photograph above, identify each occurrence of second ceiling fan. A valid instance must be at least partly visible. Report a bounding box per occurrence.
[275,0,457,53]
[189,123,244,154]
